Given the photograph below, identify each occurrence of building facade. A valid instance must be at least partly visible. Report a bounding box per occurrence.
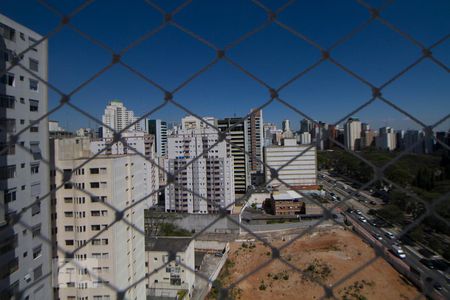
[51,137,154,300]
[148,119,168,157]
[165,116,235,214]
[101,100,141,138]
[270,191,305,215]
[264,138,317,189]
[344,117,362,151]
[0,15,51,299]
[145,237,195,299]
[218,117,249,193]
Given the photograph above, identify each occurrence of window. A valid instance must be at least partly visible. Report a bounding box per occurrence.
[33,265,43,280]
[91,211,100,217]
[0,94,15,109]
[64,197,73,204]
[0,23,15,41]
[1,73,15,86]
[92,239,101,246]
[30,182,41,197]
[30,163,39,174]
[29,58,39,72]
[4,188,17,203]
[30,122,39,132]
[90,182,100,188]
[29,37,38,51]
[65,240,74,246]
[31,224,41,238]
[0,165,16,179]
[90,168,99,174]
[0,119,16,133]
[2,49,13,62]
[29,99,38,112]
[31,202,40,216]
[64,212,73,217]
[64,226,73,232]
[32,245,42,259]
[29,142,41,160]
[91,225,101,231]
[0,143,15,156]
[29,79,38,91]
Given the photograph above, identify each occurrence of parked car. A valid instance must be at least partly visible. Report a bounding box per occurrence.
[373,233,383,241]
[391,244,406,259]
[420,258,435,270]
[433,283,443,291]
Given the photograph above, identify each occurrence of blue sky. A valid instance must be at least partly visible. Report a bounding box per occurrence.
[2,0,449,131]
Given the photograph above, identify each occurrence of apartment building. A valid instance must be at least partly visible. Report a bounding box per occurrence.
[0,15,51,299]
[101,100,145,138]
[264,138,317,189]
[344,117,362,151]
[246,109,263,184]
[165,116,235,214]
[376,127,397,151]
[145,237,195,299]
[218,117,249,193]
[51,137,154,300]
[148,119,168,157]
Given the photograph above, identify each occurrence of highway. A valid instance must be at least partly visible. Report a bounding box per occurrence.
[318,172,449,299]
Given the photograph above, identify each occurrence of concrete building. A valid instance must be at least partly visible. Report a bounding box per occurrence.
[101,99,141,138]
[148,119,168,157]
[263,123,277,147]
[218,117,249,193]
[246,109,263,183]
[271,190,305,215]
[51,137,154,300]
[344,117,362,151]
[404,130,423,154]
[0,15,52,299]
[300,118,313,134]
[165,116,235,214]
[376,127,397,151]
[361,129,375,148]
[264,138,317,189]
[282,119,291,132]
[145,237,195,299]
[300,132,311,144]
[90,131,159,207]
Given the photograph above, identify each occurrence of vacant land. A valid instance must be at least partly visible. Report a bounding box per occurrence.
[209,228,420,300]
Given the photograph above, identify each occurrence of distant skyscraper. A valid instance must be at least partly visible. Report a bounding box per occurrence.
[300,118,313,134]
[404,130,423,154]
[101,99,139,138]
[148,119,168,157]
[246,109,263,184]
[376,127,396,151]
[300,132,312,144]
[0,15,52,299]
[263,123,277,147]
[282,119,291,132]
[344,118,362,151]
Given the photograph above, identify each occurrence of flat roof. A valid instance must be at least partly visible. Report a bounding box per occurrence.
[145,237,192,252]
[272,190,303,201]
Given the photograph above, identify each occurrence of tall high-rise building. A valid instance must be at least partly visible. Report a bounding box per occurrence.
[376,127,397,151]
[344,117,362,151]
[263,122,277,147]
[148,119,168,157]
[300,132,312,144]
[300,118,313,134]
[282,119,291,132]
[404,130,423,154]
[165,116,235,213]
[218,118,249,193]
[101,100,140,138]
[0,15,52,299]
[51,137,154,300]
[246,109,263,184]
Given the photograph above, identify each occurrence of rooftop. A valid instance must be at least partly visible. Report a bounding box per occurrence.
[145,236,193,252]
[272,190,303,201]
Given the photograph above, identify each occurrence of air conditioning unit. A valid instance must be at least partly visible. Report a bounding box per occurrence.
[24,274,31,282]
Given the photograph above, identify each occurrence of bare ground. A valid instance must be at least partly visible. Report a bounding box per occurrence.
[208,228,420,300]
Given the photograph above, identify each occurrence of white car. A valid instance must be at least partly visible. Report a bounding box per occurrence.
[392,244,406,259]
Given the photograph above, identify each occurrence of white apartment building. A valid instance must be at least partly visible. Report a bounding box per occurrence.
[52,137,156,300]
[264,138,317,189]
[300,132,312,144]
[0,15,51,299]
[90,131,159,207]
[101,100,143,138]
[344,117,362,151]
[165,116,235,214]
[145,237,195,299]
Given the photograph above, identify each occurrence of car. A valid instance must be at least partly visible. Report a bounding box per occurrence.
[383,230,395,239]
[358,216,367,223]
[391,244,406,259]
[214,252,224,257]
[356,210,362,215]
[433,283,443,291]
[373,234,383,241]
[330,192,335,197]
[336,196,341,201]
[420,259,435,270]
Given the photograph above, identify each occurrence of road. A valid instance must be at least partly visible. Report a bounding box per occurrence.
[319,172,449,300]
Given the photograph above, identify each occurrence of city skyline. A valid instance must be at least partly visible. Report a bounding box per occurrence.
[1,1,449,131]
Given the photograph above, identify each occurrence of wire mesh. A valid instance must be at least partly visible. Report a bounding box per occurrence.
[0,0,449,299]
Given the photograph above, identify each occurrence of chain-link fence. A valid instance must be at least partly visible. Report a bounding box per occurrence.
[1,0,449,299]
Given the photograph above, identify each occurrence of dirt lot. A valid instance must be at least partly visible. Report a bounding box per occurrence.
[208,228,420,300]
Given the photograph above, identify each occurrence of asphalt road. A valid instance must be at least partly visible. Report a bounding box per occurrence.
[319,172,449,299]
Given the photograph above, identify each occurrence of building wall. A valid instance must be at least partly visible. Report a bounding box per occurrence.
[264,144,317,189]
[146,241,195,299]
[0,14,51,299]
[53,138,151,300]
[344,118,362,151]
